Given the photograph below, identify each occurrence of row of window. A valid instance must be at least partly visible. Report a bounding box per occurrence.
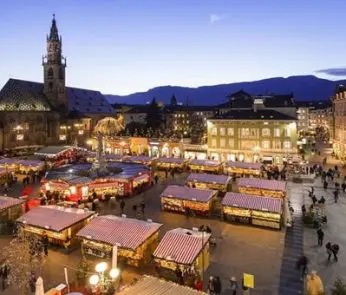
[210,139,292,149]
[210,127,292,137]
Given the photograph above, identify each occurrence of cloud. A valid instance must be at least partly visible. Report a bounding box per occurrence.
[316,67,346,76]
[210,14,227,24]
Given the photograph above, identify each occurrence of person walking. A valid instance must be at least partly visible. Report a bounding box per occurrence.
[333,190,339,203]
[317,228,324,247]
[120,200,125,214]
[230,277,238,295]
[301,205,306,217]
[208,276,215,295]
[213,276,222,295]
[296,255,308,280]
[154,174,159,184]
[332,244,340,262]
[326,242,332,261]
[42,234,49,256]
[132,204,137,216]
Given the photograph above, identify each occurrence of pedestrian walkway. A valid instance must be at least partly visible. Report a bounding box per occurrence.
[278,183,304,295]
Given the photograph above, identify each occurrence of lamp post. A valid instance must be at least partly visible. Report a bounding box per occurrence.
[89,262,120,294]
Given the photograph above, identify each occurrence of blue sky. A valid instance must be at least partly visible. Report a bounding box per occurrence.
[1,0,346,95]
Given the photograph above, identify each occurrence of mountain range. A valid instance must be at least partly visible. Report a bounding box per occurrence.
[105,75,344,105]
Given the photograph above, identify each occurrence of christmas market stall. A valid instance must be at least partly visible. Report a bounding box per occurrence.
[155,157,187,171]
[224,161,262,177]
[34,146,86,166]
[0,196,26,233]
[86,152,123,163]
[188,159,222,174]
[186,173,231,192]
[161,185,217,216]
[17,160,45,173]
[117,275,208,295]
[0,158,18,170]
[222,192,283,229]
[17,205,96,248]
[153,228,210,281]
[77,215,162,267]
[122,155,156,166]
[237,178,286,198]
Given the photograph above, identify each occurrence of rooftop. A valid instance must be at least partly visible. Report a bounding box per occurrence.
[0,196,25,211]
[237,178,286,192]
[186,173,230,185]
[161,185,216,202]
[211,109,296,120]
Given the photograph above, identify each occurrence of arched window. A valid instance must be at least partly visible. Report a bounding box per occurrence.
[48,82,53,91]
[59,68,64,79]
[48,68,53,78]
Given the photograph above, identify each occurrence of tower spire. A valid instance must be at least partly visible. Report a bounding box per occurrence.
[48,14,59,41]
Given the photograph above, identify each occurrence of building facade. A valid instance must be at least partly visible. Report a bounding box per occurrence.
[207,109,297,164]
[332,85,346,158]
[0,15,114,149]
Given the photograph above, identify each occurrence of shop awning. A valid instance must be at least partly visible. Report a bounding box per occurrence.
[17,205,95,232]
[0,196,25,211]
[186,173,230,185]
[237,178,286,192]
[189,159,221,167]
[161,185,216,202]
[153,228,210,265]
[222,192,283,213]
[225,161,261,170]
[117,275,208,295]
[77,215,162,250]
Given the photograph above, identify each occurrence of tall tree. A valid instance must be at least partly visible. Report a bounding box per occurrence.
[146,98,162,131]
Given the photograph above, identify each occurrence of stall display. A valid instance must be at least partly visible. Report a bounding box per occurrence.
[17,205,96,248]
[186,173,231,192]
[161,185,217,216]
[237,178,286,198]
[155,158,187,170]
[188,160,222,173]
[224,161,261,176]
[222,192,283,229]
[77,215,162,267]
[153,228,211,277]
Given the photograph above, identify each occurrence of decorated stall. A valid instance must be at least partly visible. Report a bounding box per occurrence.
[122,155,156,166]
[77,215,162,267]
[224,161,262,177]
[161,185,217,216]
[155,157,187,171]
[188,159,222,174]
[0,196,26,233]
[186,173,231,192]
[222,192,283,229]
[237,178,286,198]
[117,275,208,295]
[17,160,45,173]
[17,205,96,248]
[153,228,210,281]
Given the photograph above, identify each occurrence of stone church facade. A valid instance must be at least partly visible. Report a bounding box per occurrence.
[0,15,114,150]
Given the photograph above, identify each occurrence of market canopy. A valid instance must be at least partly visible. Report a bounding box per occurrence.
[225,161,261,170]
[17,160,44,168]
[123,156,154,164]
[189,159,221,167]
[222,192,283,214]
[34,146,78,157]
[153,228,210,265]
[161,185,216,202]
[0,158,17,165]
[237,178,286,192]
[0,196,25,211]
[117,275,208,295]
[17,205,95,232]
[157,157,186,164]
[186,173,230,185]
[77,215,162,250]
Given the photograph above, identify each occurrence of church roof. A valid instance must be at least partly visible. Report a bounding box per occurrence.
[0,79,114,114]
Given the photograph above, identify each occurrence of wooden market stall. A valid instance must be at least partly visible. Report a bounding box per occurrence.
[17,205,96,248]
[188,159,222,173]
[155,157,187,171]
[224,161,262,177]
[222,192,283,229]
[0,196,26,233]
[161,185,217,216]
[153,228,210,280]
[122,155,156,166]
[237,178,286,198]
[17,160,45,173]
[77,215,162,267]
[0,158,18,170]
[117,275,208,295]
[185,173,231,192]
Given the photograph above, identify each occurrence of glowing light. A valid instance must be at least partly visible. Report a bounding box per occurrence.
[95,262,108,273]
[109,268,120,279]
[89,274,99,286]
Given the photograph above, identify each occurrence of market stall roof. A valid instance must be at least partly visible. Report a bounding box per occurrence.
[237,178,286,192]
[77,215,162,250]
[157,157,186,164]
[225,161,261,170]
[222,192,283,213]
[161,185,216,202]
[0,196,25,211]
[153,228,210,265]
[34,146,77,157]
[17,205,95,232]
[0,158,17,165]
[117,275,208,295]
[189,159,221,167]
[17,159,44,167]
[186,173,230,185]
[123,156,154,164]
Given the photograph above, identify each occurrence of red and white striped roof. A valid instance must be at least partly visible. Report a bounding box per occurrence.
[186,173,230,185]
[237,178,286,192]
[0,196,25,211]
[225,161,261,170]
[189,159,221,167]
[222,192,283,213]
[77,215,162,250]
[153,228,210,265]
[17,205,95,232]
[161,185,216,202]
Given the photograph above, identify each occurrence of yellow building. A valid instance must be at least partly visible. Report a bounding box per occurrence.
[207,109,297,164]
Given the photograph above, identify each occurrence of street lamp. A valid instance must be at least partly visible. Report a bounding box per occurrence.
[89,262,120,294]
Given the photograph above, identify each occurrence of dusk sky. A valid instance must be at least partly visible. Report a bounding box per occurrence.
[1,0,346,95]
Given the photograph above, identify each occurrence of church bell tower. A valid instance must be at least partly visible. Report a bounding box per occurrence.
[43,14,67,110]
